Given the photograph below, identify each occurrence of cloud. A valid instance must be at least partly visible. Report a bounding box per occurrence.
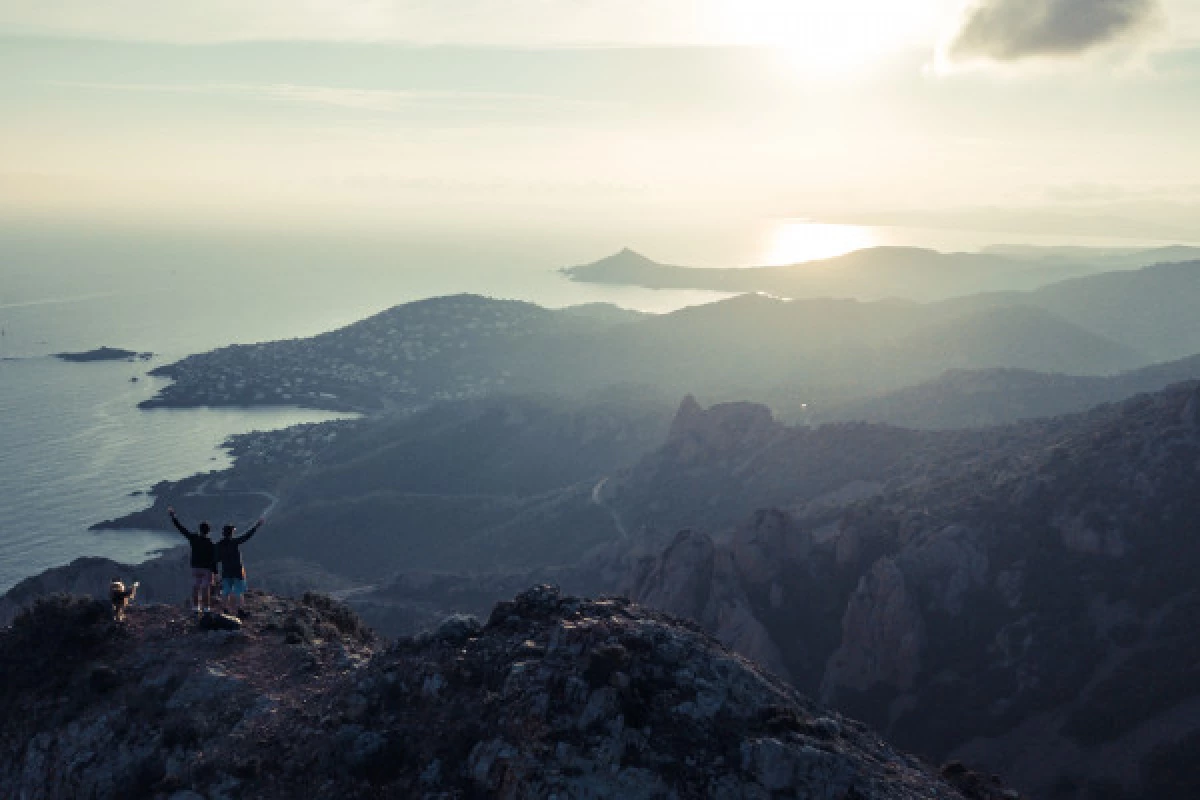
[946,0,1163,63]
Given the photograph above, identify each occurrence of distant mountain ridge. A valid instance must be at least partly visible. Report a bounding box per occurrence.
[945,259,1200,361]
[139,282,1163,417]
[562,245,1199,303]
[818,354,1200,429]
[983,244,1200,271]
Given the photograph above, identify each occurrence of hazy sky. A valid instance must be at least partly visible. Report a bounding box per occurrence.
[2,1,1198,242]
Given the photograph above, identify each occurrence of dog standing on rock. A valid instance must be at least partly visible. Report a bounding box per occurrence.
[109,579,139,621]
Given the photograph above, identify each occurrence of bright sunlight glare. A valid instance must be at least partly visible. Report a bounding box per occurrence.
[714,0,942,75]
[761,220,877,265]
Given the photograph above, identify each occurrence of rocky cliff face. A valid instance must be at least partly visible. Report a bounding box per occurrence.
[627,529,790,680]
[628,382,1200,799]
[0,586,1009,800]
[606,396,945,540]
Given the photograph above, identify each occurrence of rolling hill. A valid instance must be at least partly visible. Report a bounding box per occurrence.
[820,354,1200,429]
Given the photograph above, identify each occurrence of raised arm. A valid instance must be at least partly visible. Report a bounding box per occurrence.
[235,518,264,545]
[167,507,193,539]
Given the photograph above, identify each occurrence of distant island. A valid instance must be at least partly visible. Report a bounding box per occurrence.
[55,347,153,363]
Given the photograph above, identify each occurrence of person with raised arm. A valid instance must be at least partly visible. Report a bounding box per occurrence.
[167,506,218,613]
[216,517,265,617]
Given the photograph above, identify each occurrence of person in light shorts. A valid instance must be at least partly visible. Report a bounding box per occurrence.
[221,575,248,599]
[193,567,215,593]
[169,507,218,612]
[216,517,265,616]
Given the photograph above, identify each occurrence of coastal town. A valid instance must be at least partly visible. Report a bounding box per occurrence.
[140,294,566,413]
[225,419,359,472]
[102,294,628,534]
[91,416,366,534]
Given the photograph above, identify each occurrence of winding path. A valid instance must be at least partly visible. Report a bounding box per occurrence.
[591,477,629,541]
[185,480,280,517]
[328,584,382,601]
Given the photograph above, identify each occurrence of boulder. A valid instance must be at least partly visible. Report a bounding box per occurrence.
[197,611,243,632]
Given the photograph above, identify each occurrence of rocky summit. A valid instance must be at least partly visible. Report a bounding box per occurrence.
[0,586,1015,799]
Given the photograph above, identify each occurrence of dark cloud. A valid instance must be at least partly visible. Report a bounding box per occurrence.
[948,0,1161,62]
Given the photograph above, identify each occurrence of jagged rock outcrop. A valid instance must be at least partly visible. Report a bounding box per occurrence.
[733,508,814,586]
[606,397,939,539]
[622,382,1200,799]
[666,395,779,455]
[628,530,790,679]
[0,586,1011,799]
[822,558,925,699]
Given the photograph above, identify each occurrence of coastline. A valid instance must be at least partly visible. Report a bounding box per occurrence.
[90,414,357,533]
[0,355,358,593]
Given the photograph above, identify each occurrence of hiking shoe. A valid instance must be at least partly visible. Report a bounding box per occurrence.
[236,609,250,619]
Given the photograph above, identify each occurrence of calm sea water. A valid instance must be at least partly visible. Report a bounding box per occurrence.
[0,361,353,591]
[0,221,1180,591]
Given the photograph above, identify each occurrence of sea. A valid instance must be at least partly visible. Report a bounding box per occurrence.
[0,220,1181,592]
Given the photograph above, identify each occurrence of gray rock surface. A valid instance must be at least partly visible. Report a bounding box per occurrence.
[624,382,1200,799]
[0,586,1001,799]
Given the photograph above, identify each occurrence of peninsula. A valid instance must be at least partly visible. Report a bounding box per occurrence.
[561,245,1198,303]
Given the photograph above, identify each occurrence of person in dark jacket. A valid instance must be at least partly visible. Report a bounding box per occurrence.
[217,517,265,615]
[168,506,218,613]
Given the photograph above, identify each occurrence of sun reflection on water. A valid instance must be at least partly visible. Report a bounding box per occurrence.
[761,219,876,266]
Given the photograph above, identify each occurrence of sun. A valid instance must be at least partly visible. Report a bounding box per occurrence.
[716,0,938,76]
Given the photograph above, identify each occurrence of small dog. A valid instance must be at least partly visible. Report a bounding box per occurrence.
[109,579,139,621]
